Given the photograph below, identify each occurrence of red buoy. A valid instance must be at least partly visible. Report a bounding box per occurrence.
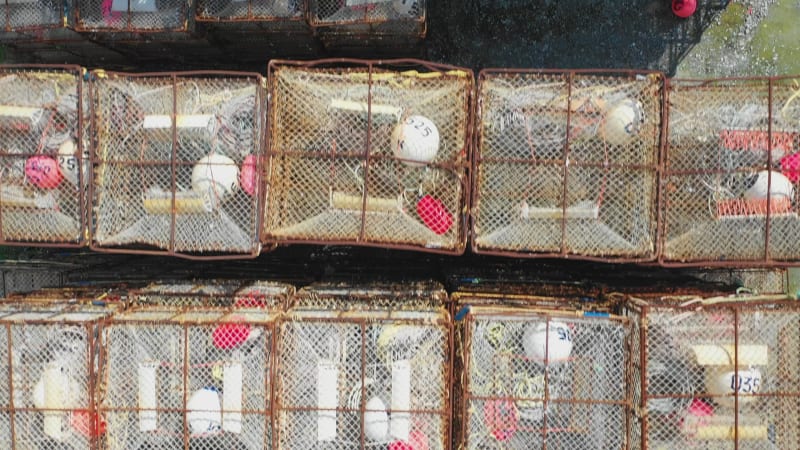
[672,0,697,18]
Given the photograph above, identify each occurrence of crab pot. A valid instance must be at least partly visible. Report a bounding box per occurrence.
[90,71,266,258]
[661,77,800,266]
[624,293,800,449]
[97,282,291,450]
[0,65,88,246]
[472,69,663,261]
[0,262,68,297]
[0,302,115,449]
[309,0,425,51]
[275,282,452,449]
[263,59,473,254]
[195,0,308,33]
[452,291,630,449]
[73,0,194,34]
[0,0,69,39]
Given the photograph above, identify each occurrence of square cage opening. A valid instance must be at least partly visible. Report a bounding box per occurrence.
[624,293,800,449]
[97,283,288,450]
[452,292,630,450]
[263,60,473,254]
[661,77,800,265]
[275,282,452,449]
[0,66,88,245]
[472,70,664,261]
[90,71,266,258]
[0,302,115,449]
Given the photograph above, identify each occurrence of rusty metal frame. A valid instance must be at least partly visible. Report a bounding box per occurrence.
[451,291,632,449]
[88,70,267,260]
[624,293,800,450]
[658,75,800,268]
[0,305,114,450]
[0,0,69,34]
[263,58,474,256]
[0,64,89,248]
[96,303,281,450]
[470,68,666,264]
[273,311,453,450]
[274,281,452,449]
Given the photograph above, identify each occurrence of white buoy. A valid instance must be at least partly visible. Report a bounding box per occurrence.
[522,321,573,364]
[391,115,440,167]
[743,170,794,201]
[191,154,240,208]
[600,98,644,146]
[363,396,389,442]
[186,387,222,435]
[705,367,762,408]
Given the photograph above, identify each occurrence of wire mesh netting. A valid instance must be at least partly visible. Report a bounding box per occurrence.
[472,70,663,261]
[453,296,630,450]
[0,0,65,33]
[625,294,800,450]
[196,0,302,21]
[0,305,113,450]
[97,306,279,450]
[91,71,265,257]
[309,0,425,49]
[130,281,294,308]
[0,66,88,245]
[74,0,192,32]
[0,264,67,297]
[264,60,472,254]
[276,282,451,449]
[662,77,800,265]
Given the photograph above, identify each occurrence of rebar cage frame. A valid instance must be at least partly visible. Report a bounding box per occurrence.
[274,281,453,449]
[96,306,281,450]
[660,76,800,267]
[0,300,115,449]
[89,70,267,260]
[0,65,89,248]
[452,291,631,449]
[263,59,474,255]
[623,293,800,450]
[471,69,665,263]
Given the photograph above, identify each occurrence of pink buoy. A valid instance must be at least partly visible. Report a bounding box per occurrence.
[416,195,453,235]
[672,0,697,18]
[25,155,63,189]
[239,154,258,196]
[781,153,800,183]
[212,317,252,349]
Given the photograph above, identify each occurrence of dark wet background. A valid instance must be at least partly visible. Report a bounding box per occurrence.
[4,0,730,76]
